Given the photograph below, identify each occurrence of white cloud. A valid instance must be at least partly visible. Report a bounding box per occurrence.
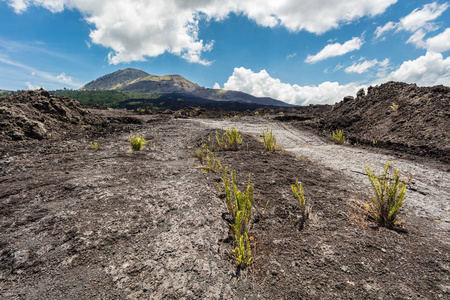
[374,21,397,39]
[385,51,450,86]
[375,2,449,48]
[286,53,297,59]
[213,82,221,89]
[56,72,73,84]
[25,82,42,90]
[426,28,450,53]
[223,67,364,105]
[305,37,364,64]
[406,29,427,48]
[6,0,28,13]
[398,2,448,32]
[345,59,379,74]
[334,64,344,71]
[7,0,397,64]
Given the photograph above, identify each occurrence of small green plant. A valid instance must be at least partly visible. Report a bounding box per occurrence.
[254,111,260,116]
[331,129,345,144]
[90,142,99,151]
[216,127,243,151]
[194,142,209,163]
[262,127,277,152]
[217,169,258,268]
[364,161,411,228]
[390,102,399,112]
[129,134,149,151]
[297,156,314,163]
[203,150,223,173]
[278,111,284,115]
[291,180,309,228]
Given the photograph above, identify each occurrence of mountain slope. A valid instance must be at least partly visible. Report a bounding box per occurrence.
[121,74,199,93]
[81,68,150,90]
[80,68,293,107]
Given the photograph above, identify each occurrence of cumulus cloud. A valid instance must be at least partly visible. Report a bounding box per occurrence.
[223,67,363,105]
[213,82,221,89]
[374,2,449,48]
[6,0,397,64]
[426,28,450,53]
[305,37,364,64]
[385,51,450,86]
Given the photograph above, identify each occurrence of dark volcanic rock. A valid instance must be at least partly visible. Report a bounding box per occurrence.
[323,81,450,162]
[0,89,102,140]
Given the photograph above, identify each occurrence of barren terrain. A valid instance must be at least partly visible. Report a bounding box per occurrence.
[1,104,449,299]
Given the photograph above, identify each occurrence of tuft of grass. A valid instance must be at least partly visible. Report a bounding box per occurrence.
[90,142,99,151]
[262,127,277,152]
[364,161,411,228]
[390,102,399,112]
[291,180,309,228]
[129,134,149,151]
[331,129,345,144]
[216,127,244,151]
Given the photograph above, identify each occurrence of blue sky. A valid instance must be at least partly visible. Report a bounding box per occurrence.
[1,0,450,105]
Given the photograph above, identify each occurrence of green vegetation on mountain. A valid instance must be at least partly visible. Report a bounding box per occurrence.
[53,89,159,108]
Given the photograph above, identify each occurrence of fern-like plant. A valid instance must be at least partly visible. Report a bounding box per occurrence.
[217,169,256,268]
[291,180,309,227]
[203,150,223,173]
[90,142,99,151]
[331,129,345,144]
[365,161,410,228]
[129,134,149,151]
[216,127,244,151]
[194,142,209,163]
[262,127,277,152]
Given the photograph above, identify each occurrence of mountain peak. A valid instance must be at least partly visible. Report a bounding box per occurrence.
[80,68,150,90]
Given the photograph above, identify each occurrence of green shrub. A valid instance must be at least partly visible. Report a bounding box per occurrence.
[291,180,309,227]
[331,129,345,144]
[90,142,99,151]
[129,134,149,151]
[365,161,411,228]
[216,127,244,151]
[262,127,277,152]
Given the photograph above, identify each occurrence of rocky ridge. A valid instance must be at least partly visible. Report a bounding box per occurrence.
[0,89,102,141]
